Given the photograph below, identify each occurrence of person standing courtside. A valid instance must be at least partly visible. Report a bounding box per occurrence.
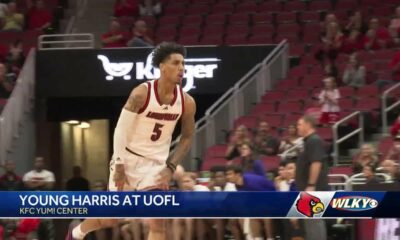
[296,115,329,240]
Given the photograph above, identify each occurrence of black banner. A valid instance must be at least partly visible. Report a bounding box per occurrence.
[36,45,275,98]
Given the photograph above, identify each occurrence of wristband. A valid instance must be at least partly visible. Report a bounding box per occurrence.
[307,183,315,187]
[166,162,177,173]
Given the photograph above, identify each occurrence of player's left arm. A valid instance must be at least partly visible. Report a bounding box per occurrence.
[168,93,196,167]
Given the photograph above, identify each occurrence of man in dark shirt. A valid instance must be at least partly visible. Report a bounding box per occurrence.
[225,165,275,191]
[296,115,328,240]
[0,160,23,190]
[66,166,90,191]
[253,121,280,156]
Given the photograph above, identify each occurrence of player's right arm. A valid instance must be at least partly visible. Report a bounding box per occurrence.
[113,84,148,190]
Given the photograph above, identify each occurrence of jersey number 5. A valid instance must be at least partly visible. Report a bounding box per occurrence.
[151,123,164,141]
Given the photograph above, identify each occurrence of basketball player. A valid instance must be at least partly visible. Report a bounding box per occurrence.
[66,42,196,240]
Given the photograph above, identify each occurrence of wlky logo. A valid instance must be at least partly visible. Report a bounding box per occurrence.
[97,52,220,92]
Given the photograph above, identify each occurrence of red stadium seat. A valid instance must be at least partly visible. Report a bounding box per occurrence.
[206,144,228,158]
[261,91,286,103]
[251,24,275,36]
[286,89,310,100]
[235,2,258,13]
[289,43,305,57]
[371,6,392,16]
[275,33,299,44]
[229,13,250,25]
[180,26,200,37]
[288,66,308,79]
[212,2,234,14]
[202,157,227,171]
[260,114,284,128]
[277,23,301,34]
[300,54,319,65]
[354,97,380,111]
[317,127,333,141]
[338,86,355,98]
[276,101,303,114]
[261,156,281,171]
[308,1,332,11]
[329,166,352,175]
[300,11,321,22]
[275,12,298,23]
[178,36,199,45]
[164,4,186,15]
[225,35,248,45]
[258,1,282,12]
[357,85,379,98]
[200,35,224,45]
[226,25,249,35]
[284,1,307,11]
[335,0,358,10]
[282,113,302,127]
[182,15,204,26]
[139,16,157,27]
[205,14,227,25]
[234,116,258,129]
[202,24,225,36]
[249,103,276,116]
[186,4,210,15]
[275,79,299,90]
[247,34,274,44]
[338,98,355,109]
[373,49,396,60]
[301,78,323,88]
[378,137,393,156]
[252,13,274,24]
[158,16,182,26]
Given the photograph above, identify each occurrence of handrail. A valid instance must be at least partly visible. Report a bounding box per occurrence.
[382,82,400,134]
[346,172,392,190]
[328,174,349,190]
[332,111,364,166]
[38,33,95,50]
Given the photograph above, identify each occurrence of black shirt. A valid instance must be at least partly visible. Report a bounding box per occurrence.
[66,177,90,191]
[295,132,329,191]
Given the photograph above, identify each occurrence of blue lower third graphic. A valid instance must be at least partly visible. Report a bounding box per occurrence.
[0,191,396,218]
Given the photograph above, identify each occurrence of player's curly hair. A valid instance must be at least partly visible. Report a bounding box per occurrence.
[152,42,186,67]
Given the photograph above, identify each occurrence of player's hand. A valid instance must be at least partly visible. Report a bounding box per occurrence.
[113,164,128,191]
[155,167,173,190]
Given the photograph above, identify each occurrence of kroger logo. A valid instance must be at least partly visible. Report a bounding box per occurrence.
[330,196,379,211]
[97,52,220,92]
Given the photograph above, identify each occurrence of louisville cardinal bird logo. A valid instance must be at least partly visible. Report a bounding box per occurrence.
[296,192,325,217]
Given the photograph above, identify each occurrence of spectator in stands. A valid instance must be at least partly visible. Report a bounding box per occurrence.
[390,48,400,82]
[385,134,400,162]
[352,143,378,173]
[341,29,364,54]
[342,53,366,88]
[5,39,24,75]
[363,162,380,184]
[305,96,322,122]
[391,115,400,138]
[114,0,138,17]
[320,13,337,34]
[0,62,14,98]
[226,165,275,191]
[279,124,303,161]
[324,62,338,80]
[388,25,400,48]
[22,157,55,190]
[0,2,7,19]
[101,20,128,48]
[1,2,24,31]
[0,160,23,190]
[127,20,153,47]
[380,159,400,182]
[345,11,368,34]
[274,162,288,191]
[253,121,280,156]
[316,21,343,64]
[318,77,341,125]
[225,124,250,160]
[389,6,400,33]
[209,166,236,192]
[65,166,90,191]
[139,0,161,16]
[26,0,52,31]
[364,18,390,50]
[239,142,265,176]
